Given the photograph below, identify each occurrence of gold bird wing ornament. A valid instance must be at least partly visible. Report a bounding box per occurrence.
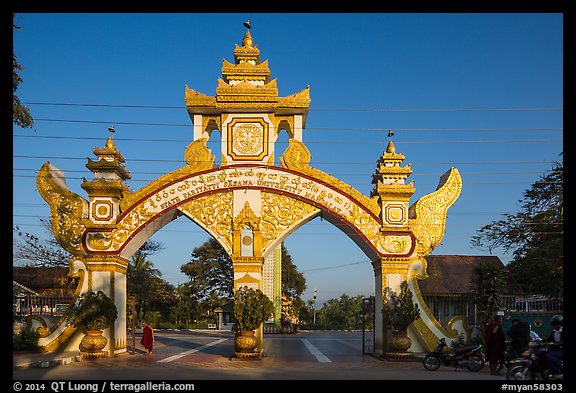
[36,162,89,255]
[408,167,462,257]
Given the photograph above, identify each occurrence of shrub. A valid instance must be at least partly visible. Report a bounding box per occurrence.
[67,290,118,331]
[234,286,275,331]
[13,327,40,352]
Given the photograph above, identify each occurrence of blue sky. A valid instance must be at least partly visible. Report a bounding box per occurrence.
[12,13,563,305]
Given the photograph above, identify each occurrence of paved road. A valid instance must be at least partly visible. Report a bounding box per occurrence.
[13,330,510,381]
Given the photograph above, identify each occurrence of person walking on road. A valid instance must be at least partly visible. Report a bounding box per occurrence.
[484,315,506,375]
[141,321,155,356]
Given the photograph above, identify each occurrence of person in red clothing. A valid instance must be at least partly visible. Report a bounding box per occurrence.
[140,321,154,356]
[484,314,506,375]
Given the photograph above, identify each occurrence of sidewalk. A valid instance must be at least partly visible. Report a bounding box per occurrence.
[13,350,83,370]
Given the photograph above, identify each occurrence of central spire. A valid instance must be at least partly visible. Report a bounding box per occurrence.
[185,20,310,122]
[233,20,261,66]
[242,19,253,47]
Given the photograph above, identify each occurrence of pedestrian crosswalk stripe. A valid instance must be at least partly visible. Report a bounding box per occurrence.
[301,339,332,363]
[157,338,229,363]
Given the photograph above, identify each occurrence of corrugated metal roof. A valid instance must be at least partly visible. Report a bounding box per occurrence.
[214,301,234,313]
[13,280,40,296]
[417,255,524,296]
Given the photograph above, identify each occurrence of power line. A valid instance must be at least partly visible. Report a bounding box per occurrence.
[11,174,561,187]
[12,134,562,145]
[27,118,563,132]
[33,118,188,128]
[310,107,563,113]
[11,155,562,166]
[22,101,563,112]
[12,207,563,222]
[12,167,560,177]
[302,260,371,273]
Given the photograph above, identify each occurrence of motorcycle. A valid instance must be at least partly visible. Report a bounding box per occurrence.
[422,337,485,372]
[506,341,563,380]
[496,341,521,372]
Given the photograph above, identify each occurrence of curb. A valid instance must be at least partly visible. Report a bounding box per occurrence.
[14,354,83,370]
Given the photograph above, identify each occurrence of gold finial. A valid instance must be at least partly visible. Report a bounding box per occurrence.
[386,130,396,153]
[106,125,116,149]
[386,139,396,154]
[242,20,253,47]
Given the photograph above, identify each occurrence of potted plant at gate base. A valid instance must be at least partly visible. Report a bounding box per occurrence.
[67,290,118,359]
[233,286,275,359]
[382,280,421,359]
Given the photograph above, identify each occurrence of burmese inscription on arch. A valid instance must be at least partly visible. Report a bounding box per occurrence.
[83,164,415,259]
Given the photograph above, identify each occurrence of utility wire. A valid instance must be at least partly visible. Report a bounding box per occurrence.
[12,134,562,144]
[27,118,563,132]
[13,167,561,176]
[11,155,562,166]
[22,101,563,112]
[11,174,561,186]
[11,210,565,223]
[302,260,371,273]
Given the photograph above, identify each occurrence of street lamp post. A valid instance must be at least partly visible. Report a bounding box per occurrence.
[313,288,317,326]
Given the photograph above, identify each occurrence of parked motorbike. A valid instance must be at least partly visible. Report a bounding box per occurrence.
[506,341,563,380]
[496,341,521,372]
[422,337,485,372]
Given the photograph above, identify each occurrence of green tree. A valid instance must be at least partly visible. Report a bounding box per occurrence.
[180,238,234,301]
[201,290,229,324]
[13,14,34,129]
[280,244,307,323]
[296,299,316,327]
[469,262,507,327]
[181,239,305,304]
[147,277,177,321]
[471,157,563,298]
[281,244,306,299]
[316,294,364,330]
[171,284,198,325]
[127,241,170,323]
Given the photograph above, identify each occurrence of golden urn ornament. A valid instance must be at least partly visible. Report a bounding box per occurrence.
[80,330,108,359]
[235,330,259,357]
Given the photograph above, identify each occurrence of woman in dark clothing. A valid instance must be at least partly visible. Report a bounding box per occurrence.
[507,318,531,357]
[484,315,506,375]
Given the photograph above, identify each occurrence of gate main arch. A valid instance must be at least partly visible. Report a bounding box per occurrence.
[34,23,468,357]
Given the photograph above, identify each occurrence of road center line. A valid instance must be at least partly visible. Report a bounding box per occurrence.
[301,338,332,363]
[157,338,229,363]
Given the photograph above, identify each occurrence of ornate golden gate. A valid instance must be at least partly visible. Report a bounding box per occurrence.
[35,23,468,357]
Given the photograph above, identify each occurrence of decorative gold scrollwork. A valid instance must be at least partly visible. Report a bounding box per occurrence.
[260,192,317,248]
